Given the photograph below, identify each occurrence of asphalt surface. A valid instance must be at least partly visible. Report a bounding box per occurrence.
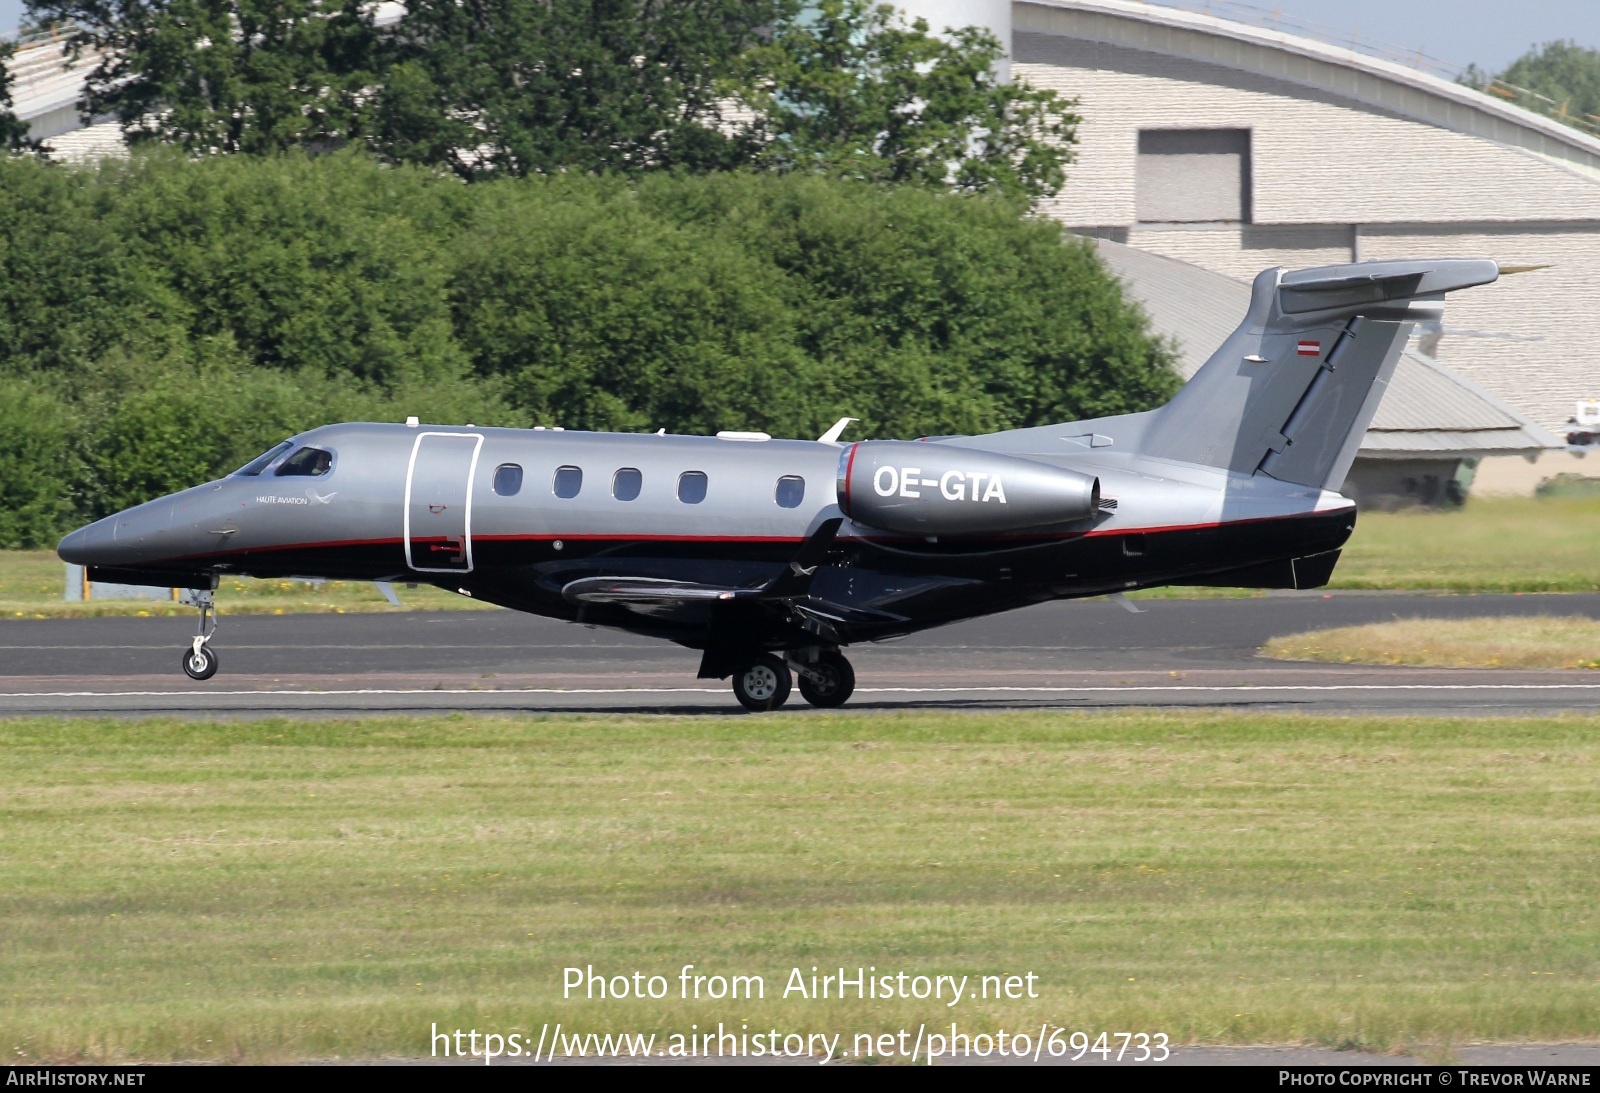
[4,591,1600,716]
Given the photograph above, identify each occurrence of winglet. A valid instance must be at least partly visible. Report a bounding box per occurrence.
[818,417,858,444]
[761,518,843,599]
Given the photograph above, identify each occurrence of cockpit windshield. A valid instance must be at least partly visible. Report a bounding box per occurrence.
[232,441,294,477]
[275,446,334,477]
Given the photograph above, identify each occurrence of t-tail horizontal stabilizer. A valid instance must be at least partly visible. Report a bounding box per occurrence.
[1141,259,1500,490]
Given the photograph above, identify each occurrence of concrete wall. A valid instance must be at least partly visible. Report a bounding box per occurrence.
[1016,35,1600,229]
[1358,224,1600,431]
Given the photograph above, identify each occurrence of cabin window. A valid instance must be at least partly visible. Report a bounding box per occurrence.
[613,467,643,501]
[553,465,582,498]
[493,464,523,497]
[274,446,334,477]
[677,471,708,504]
[232,441,293,477]
[775,475,805,508]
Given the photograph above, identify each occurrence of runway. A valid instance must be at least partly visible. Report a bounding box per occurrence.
[3,592,1599,717]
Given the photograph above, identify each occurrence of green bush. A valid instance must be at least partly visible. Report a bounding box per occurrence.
[0,378,78,548]
[0,153,1177,546]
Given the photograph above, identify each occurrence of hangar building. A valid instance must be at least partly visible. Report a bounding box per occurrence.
[902,0,1594,499]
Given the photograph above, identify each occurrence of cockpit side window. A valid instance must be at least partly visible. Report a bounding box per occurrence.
[232,441,294,477]
[274,446,334,477]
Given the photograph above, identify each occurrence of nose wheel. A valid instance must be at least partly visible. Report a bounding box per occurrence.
[179,588,220,681]
[182,640,219,681]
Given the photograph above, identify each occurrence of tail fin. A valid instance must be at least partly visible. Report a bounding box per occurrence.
[1139,259,1499,490]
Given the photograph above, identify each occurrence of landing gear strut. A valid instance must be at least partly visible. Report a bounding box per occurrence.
[731,654,791,712]
[790,649,855,708]
[180,589,219,681]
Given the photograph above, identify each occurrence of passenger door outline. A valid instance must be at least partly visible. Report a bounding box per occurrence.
[403,431,485,574]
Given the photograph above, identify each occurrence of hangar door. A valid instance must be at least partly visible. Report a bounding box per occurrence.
[404,432,484,574]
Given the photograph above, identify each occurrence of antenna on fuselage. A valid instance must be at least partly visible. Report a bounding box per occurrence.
[818,417,858,444]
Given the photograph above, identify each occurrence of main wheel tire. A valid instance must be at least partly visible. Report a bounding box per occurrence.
[182,644,219,681]
[797,651,855,708]
[732,654,792,712]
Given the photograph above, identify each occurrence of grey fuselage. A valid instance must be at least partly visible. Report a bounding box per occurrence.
[57,419,1355,653]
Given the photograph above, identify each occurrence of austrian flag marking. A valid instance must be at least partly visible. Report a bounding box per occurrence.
[1297,340,1321,357]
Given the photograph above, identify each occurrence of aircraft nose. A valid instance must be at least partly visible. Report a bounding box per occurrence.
[57,517,113,565]
[57,500,177,566]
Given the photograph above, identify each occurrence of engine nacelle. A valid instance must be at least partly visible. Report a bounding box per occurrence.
[837,441,1100,535]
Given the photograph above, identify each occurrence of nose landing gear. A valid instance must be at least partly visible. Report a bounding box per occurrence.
[179,589,220,681]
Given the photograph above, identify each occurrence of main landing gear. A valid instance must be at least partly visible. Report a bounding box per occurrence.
[729,649,856,712]
[179,589,219,681]
[794,650,855,709]
[732,654,791,712]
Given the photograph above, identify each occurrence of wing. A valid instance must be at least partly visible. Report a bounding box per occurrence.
[560,518,847,622]
[562,576,751,619]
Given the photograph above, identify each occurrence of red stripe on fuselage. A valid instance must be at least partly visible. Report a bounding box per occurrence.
[1079,506,1354,539]
[473,533,807,543]
[842,442,860,516]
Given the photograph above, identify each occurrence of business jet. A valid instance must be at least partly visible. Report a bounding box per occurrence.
[57,258,1499,709]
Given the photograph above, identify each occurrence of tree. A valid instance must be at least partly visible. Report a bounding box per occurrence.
[24,0,1077,193]
[732,0,1078,200]
[0,40,37,152]
[1500,41,1600,132]
[23,0,379,154]
[368,0,783,179]
[1462,40,1600,135]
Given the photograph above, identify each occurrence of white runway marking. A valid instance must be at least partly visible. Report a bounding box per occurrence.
[4,684,1600,698]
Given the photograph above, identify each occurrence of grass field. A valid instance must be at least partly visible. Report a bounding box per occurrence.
[4,497,1597,618]
[0,551,494,618]
[3,711,1598,1063]
[1327,497,1600,593]
[1264,617,1600,669]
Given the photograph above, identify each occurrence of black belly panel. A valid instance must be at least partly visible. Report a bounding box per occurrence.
[169,509,1356,647]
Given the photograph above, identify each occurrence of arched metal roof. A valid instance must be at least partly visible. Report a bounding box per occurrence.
[1017,0,1600,184]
